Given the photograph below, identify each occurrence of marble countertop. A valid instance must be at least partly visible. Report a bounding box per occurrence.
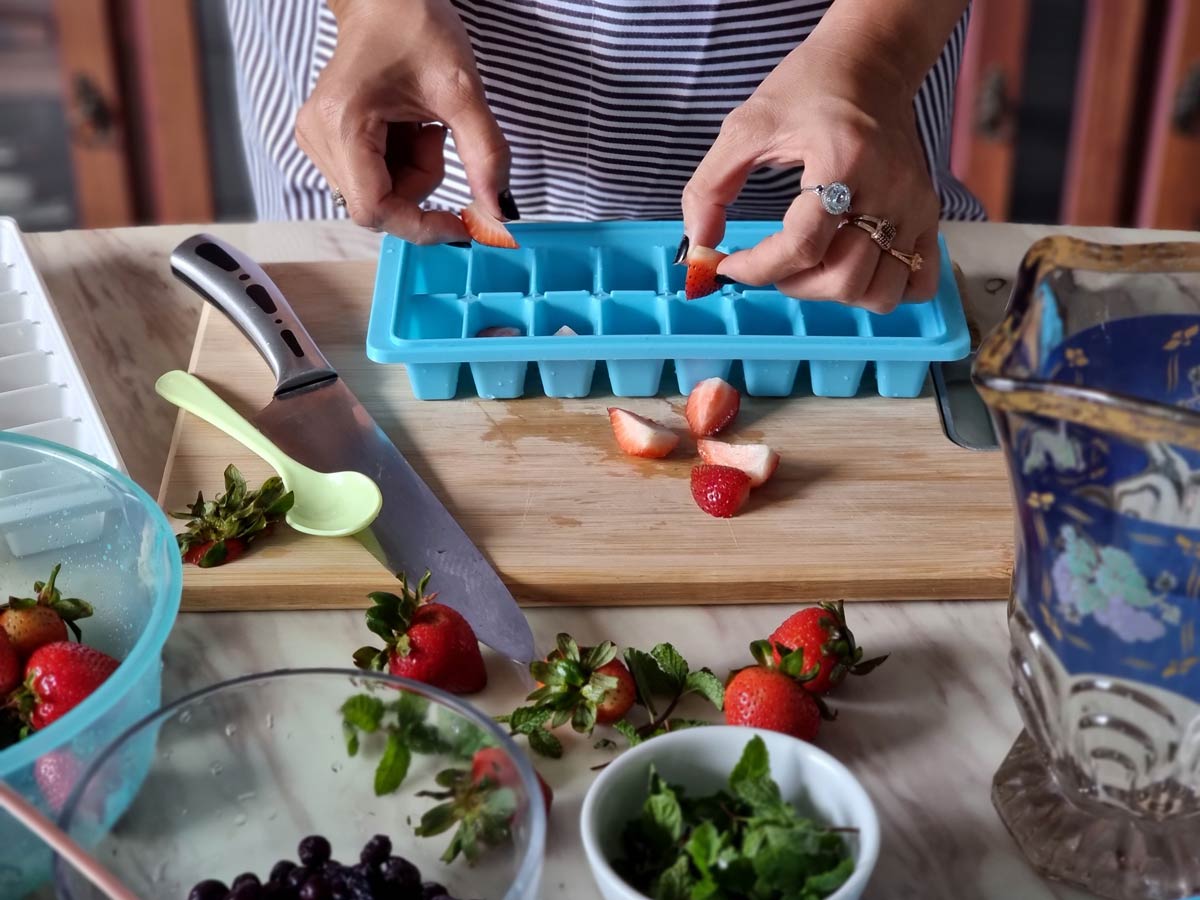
[23,219,1199,900]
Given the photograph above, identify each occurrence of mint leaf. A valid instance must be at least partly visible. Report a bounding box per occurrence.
[729,734,769,786]
[651,854,694,900]
[613,719,642,747]
[526,728,563,759]
[374,731,411,795]
[684,669,725,711]
[341,694,385,733]
[803,855,855,895]
[642,770,684,846]
[649,643,688,693]
[686,821,721,877]
[507,705,552,734]
[624,647,671,717]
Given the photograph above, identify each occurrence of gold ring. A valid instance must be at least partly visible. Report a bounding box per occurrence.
[884,247,923,273]
[848,215,896,250]
[844,217,922,273]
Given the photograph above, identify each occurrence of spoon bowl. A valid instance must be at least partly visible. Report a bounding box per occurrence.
[155,370,382,538]
[285,467,382,537]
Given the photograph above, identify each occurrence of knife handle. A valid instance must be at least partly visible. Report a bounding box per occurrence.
[169,233,337,395]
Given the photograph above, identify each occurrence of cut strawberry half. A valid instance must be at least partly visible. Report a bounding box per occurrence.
[476,326,523,337]
[685,377,740,436]
[460,201,520,249]
[684,245,729,300]
[608,408,680,459]
[690,464,752,518]
[697,439,780,488]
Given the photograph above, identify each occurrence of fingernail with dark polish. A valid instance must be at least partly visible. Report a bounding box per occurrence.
[715,274,734,286]
[673,235,690,265]
[498,189,520,220]
[448,241,472,248]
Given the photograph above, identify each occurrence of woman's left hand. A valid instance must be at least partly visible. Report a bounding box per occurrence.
[681,39,942,314]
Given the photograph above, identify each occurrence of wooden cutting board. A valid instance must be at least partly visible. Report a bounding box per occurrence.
[158,261,1014,611]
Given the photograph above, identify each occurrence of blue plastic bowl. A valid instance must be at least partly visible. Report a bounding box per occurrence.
[0,433,181,896]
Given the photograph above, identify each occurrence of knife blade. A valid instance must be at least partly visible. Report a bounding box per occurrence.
[168,233,535,663]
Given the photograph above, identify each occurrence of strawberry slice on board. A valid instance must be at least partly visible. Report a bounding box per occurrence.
[697,439,780,488]
[685,377,740,437]
[460,201,520,249]
[690,464,752,518]
[608,408,680,459]
[683,245,730,300]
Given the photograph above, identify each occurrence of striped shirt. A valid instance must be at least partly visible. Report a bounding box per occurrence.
[224,0,985,224]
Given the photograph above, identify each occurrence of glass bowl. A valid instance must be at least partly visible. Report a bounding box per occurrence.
[55,668,547,900]
[0,432,181,896]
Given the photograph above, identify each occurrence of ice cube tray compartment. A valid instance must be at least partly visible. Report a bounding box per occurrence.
[367,221,970,401]
[0,218,122,556]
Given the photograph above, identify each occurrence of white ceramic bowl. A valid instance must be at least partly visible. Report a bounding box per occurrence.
[580,726,879,900]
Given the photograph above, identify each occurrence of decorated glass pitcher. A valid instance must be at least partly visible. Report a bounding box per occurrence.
[973,236,1200,900]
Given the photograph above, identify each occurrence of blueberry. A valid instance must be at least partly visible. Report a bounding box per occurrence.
[359,834,391,868]
[378,856,420,893]
[232,873,262,890]
[420,883,447,900]
[299,875,331,900]
[188,880,230,900]
[287,866,312,890]
[229,883,263,900]
[343,871,374,900]
[269,861,297,884]
[299,835,333,867]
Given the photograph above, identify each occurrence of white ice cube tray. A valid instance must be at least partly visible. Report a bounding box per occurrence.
[0,217,122,556]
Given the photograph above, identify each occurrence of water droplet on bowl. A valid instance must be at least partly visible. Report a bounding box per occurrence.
[210,762,223,776]
[234,812,247,826]
[225,723,237,737]
[179,710,192,724]
[330,762,342,773]
[237,791,256,802]
[265,713,274,729]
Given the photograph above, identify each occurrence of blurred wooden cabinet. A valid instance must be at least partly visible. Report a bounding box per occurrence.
[0,0,213,229]
[953,0,1200,229]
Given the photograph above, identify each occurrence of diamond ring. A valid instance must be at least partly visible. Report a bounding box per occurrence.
[331,188,347,209]
[799,182,853,216]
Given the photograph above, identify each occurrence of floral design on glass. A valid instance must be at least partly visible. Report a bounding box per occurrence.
[1051,525,1181,643]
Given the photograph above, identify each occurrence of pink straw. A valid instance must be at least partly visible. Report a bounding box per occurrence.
[0,780,140,900]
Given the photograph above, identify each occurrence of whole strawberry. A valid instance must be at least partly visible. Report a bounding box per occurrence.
[1,564,93,658]
[415,748,546,864]
[770,601,888,694]
[35,749,81,813]
[724,640,834,742]
[352,573,487,695]
[0,632,19,695]
[471,746,553,815]
[174,464,293,567]
[527,634,635,733]
[13,642,120,731]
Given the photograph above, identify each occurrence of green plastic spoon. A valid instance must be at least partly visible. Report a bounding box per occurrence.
[155,370,382,538]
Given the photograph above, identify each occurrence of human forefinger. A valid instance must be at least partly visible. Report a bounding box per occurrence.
[681,108,762,250]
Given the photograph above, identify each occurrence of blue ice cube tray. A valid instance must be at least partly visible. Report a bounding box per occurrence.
[366,221,969,401]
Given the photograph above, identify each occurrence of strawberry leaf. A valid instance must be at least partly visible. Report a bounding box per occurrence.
[554,633,579,662]
[852,653,889,676]
[582,641,618,671]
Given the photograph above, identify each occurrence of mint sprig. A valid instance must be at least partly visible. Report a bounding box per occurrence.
[615,736,856,900]
[340,690,488,796]
[610,643,725,754]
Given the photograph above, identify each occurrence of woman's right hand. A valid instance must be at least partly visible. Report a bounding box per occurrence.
[295,0,514,243]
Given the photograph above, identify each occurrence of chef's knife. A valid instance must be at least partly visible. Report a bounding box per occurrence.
[168,234,535,663]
